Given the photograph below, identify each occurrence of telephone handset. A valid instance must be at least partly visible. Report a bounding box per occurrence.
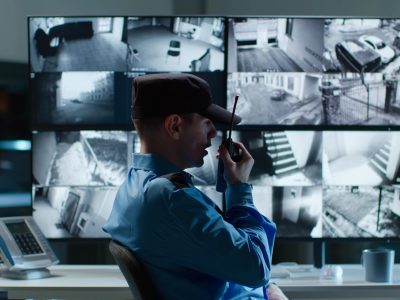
[0,216,59,279]
[216,95,242,193]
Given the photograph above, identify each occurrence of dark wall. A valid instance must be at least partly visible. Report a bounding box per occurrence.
[0,62,29,139]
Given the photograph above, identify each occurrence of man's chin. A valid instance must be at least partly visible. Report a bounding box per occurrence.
[193,158,205,168]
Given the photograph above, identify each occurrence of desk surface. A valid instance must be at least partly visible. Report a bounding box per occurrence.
[274,264,400,300]
[0,265,131,300]
[0,264,399,300]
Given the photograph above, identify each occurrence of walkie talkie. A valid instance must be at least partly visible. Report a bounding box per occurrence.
[216,95,242,193]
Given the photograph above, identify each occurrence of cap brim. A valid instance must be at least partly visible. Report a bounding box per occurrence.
[202,104,241,125]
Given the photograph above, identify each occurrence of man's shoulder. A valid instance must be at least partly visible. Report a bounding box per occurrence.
[145,173,179,192]
[144,172,190,197]
[159,172,190,189]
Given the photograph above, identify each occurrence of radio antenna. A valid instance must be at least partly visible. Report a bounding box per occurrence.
[228,95,239,140]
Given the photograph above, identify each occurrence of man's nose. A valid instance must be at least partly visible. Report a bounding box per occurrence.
[208,122,217,138]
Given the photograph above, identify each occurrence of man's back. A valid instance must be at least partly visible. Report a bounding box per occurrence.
[104,154,276,299]
[104,154,228,299]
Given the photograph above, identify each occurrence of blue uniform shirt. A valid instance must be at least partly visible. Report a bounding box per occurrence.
[103,154,277,300]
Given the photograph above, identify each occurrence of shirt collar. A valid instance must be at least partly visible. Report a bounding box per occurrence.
[132,153,193,183]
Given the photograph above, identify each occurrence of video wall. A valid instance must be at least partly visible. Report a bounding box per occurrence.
[28,16,400,239]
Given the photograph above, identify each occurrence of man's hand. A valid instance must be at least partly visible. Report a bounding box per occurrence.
[268,283,289,300]
[218,141,254,185]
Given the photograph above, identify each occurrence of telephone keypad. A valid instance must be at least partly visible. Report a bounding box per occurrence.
[14,233,43,255]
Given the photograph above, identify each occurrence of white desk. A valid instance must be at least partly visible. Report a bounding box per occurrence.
[0,265,131,300]
[0,264,398,300]
[274,264,400,300]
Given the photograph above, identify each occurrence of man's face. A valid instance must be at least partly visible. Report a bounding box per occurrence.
[178,113,217,168]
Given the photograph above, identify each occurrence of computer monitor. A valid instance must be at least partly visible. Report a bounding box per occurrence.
[226,16,400,243]
[227,17,400,128]
[28,16,400,243]
[31,130,223,238]
[28,16,226,238]
[28,16,226,130]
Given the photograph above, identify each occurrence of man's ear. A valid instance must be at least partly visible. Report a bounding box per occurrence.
[164,114,183,140]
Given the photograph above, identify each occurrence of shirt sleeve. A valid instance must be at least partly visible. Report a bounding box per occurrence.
[225,183,277,282]
[165,183,276,288]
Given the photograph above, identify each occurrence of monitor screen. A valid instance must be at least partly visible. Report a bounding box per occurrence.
[252,185,322,238]
[0,140,32,217]
[31,130,223,238]
[28,16,400,240]
[231,130,322,186]
[224,16,400,240]
[29,17,225,73]
[227,17,400,128]
[231,129,400,238]
[29,16,226,130]
[323,185,400,238]
[125,17,225,73]
[323,131,400,186]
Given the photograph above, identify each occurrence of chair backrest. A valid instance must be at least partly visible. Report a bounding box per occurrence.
[109,240,157,300]
[167,40,181,61]
[169,40,181,49]
[34,28,58,57]
[190,48,211,71]
[34,28,51,57]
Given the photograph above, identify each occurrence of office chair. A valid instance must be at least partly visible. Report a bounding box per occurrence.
[109,240,157,300]
[126,44,141,70]
[189,48,211,71]
[166,40,181,63]
[33,28,59,69]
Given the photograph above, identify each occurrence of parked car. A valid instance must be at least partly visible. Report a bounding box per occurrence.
[270,89,286,101]
[335,40,381,72]
[322,50,341,72]
[358,35,395,64]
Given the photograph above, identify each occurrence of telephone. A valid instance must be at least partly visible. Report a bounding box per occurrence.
[0,216,59,279]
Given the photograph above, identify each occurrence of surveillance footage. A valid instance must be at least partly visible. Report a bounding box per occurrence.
[126,17,225,72]
[227,72,323,125]
[33,186,116,238]
[33,131,135,186]
[323,131,400,186]
[30,17,127,72]
[323,185,400,238]
[252,185,322,238]
[320,73,400,125]
[228,18,324,73]
[31,72,116,126]
[27,16,400,240]
[231,131,322,186]
[228,71,400,126]
[30,16,225,73]
[324,19,400,74]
